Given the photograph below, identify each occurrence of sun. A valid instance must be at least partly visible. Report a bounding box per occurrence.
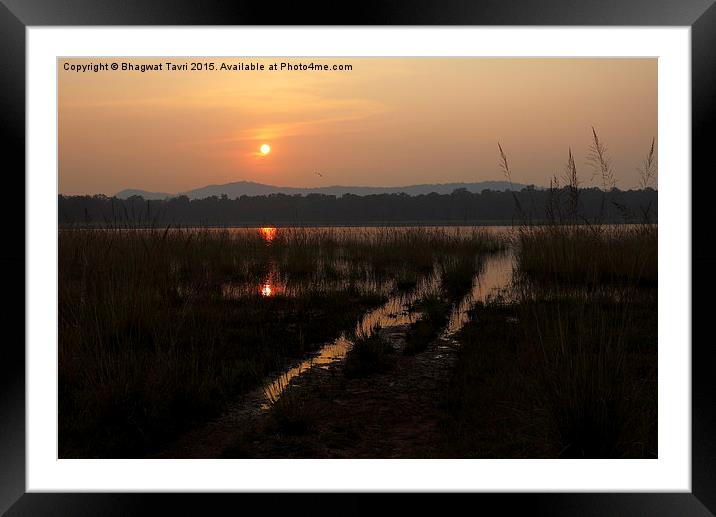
[259,143,271,155]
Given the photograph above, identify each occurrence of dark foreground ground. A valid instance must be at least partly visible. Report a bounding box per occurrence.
[156,324,456,458]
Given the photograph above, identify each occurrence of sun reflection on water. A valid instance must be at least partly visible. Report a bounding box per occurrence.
[259,227,277,242]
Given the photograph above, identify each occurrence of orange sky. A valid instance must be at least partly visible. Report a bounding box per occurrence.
[58,58,656,195]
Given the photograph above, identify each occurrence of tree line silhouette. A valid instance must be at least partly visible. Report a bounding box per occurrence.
[59,187,657,226]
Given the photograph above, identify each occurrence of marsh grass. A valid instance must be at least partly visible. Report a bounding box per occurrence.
[395,268,420,293]
[441,253,481,300]
[517,224,657,287]
[443,225,657,458]
[522,293,655,457]
[59,224,504,457]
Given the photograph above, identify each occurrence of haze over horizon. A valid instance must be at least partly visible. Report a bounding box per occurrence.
[59,57,657,195]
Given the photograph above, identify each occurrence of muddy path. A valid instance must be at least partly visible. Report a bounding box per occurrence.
[155,252,514,459]
[222,325,460,458]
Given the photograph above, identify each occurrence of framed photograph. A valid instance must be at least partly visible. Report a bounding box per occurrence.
[2,0,714,515]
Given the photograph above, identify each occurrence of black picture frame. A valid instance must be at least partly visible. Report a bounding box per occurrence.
[2,1,713,515]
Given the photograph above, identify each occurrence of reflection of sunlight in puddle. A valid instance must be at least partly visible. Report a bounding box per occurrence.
[257,270,287,297]
[222,277,286,299]
[222,264,395,301]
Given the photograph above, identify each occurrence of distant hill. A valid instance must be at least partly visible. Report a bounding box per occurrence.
[115,180,534,200]
[114,188,173,200]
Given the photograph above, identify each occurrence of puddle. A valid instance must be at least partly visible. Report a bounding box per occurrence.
[261,265,444,405]
[444,250,516,336]
[261,252,516,406]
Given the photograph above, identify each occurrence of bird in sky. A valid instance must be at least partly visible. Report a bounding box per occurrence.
[314,170,324,178]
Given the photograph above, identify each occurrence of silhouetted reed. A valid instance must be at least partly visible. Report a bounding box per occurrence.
[442,134,657,458]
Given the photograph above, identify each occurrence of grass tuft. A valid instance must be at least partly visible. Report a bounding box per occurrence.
[344,327,396,378]
[403,296,451,355]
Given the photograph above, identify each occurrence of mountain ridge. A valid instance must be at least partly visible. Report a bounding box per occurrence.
[115,180,537,200]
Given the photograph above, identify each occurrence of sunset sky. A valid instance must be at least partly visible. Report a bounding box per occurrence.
[58,58,657,195]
